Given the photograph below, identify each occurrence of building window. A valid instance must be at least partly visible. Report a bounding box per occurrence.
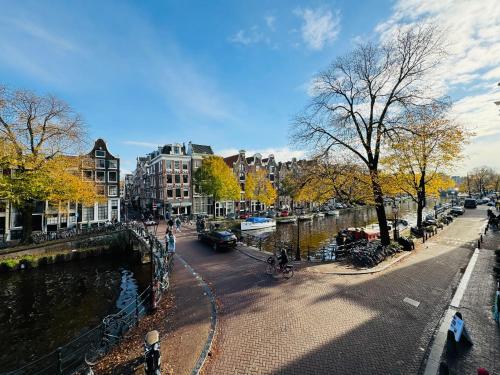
[83,206,94,221]
[239,173,245,181]
[95,150,106,158]
[174,146,179,154]
[46,215,58,225]
[167,189,173,198]
[183,174,188,184]
[167,174,172,183]
[96,185,105,195]
[95,159,106,169]
[166,160,172,170]
[240,183,245,191]
[111,199,119,221]
[175,175,180,184]
[270,174,275,182]
[83,170,93,180]
[108,160,117,169]
[98,204,108,220]
[194,160,200,169]
[96,171,105,182]
[183,189,189,198]
[175,188,181,198]
[182,162,188,170]
[108,171,117,182]
[108,185,118,196]
[174,161,180,169]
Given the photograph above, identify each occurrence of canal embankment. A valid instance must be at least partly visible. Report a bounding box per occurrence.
[0,231,134,272]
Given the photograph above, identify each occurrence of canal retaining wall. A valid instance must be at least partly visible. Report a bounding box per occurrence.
[0,231,134,272]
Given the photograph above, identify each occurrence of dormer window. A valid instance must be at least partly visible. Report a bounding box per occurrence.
[174,146,180,154]
[95,150,106,158]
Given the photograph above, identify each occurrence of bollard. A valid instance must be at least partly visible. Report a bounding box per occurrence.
[485,225,488,234]
[478,239,481,249]
[57,347,63,374]
[481,234,483,243]
[259,238,262,251]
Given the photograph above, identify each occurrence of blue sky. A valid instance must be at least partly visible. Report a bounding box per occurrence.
[1,0,499,175]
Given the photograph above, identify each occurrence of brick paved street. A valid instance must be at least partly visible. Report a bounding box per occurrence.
[175,208,487,374]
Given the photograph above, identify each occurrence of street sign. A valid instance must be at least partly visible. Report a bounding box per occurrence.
[449,312,473,344]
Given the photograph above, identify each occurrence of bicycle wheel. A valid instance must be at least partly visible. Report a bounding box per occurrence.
[266,263,274,275]
[283,266,294,279]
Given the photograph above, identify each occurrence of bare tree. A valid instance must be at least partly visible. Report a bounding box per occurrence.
[292,24,446,245]
[468,166,497,197]
[0,86,88,241]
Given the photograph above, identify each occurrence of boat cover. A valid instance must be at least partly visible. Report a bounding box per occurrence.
[245,217,270,223]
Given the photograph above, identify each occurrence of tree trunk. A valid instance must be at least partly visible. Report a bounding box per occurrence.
[417,172,426,228]
[370,170,390,245]
[416,195,424,229]
[20,200,35,243]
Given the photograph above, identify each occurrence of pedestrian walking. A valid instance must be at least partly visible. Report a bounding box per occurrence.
[166,230,176,253]
[175,216,182,232]
[167,217,174,232]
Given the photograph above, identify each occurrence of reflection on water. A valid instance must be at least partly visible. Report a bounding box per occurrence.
[0,255,150,372]
[254,200,441,255]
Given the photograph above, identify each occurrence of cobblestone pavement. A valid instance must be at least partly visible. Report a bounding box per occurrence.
[176,208,487,375]
[441,220,500,374]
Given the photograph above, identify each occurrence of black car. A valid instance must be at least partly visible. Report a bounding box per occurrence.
[198,230,238,251]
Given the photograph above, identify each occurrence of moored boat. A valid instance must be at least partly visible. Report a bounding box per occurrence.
[325,210,340,216]
[277,216,297,224]
[297,214,314,221]
[241,217,276,231]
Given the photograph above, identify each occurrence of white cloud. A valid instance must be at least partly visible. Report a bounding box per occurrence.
[294,7,341,50]
[228,26,265,45]
[217,147,306,162]
[376,0,500,173]
[265,15,276,31]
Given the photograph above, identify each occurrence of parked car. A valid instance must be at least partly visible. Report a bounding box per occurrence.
[487,201,495,207]
[226,213,236,220]
[280,210,289,217]
[464,198,477,209]
[198,230,237,251]
[266,210,277,218]
[450,206,465,215]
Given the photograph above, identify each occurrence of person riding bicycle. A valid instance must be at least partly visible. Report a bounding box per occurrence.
[277,248,288,270]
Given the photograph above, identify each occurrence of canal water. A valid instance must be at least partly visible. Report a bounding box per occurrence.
[251,200,441,256]
[0,254,151,372]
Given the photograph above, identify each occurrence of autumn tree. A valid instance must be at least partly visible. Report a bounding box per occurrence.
[193,156,240,218]
[294,157,374,205]
[0,86,97,242]
[293,24,446,245]
[384,106,468,228]
[245,169,277,207]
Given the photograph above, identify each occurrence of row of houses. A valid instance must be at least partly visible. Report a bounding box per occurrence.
[125,142,307,218]
[0,139,121,240]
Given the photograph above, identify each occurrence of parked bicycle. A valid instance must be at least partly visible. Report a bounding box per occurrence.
[266,255,294,279]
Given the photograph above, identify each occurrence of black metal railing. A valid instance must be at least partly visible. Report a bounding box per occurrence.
[3,222,173,375]
[237,231,294,260]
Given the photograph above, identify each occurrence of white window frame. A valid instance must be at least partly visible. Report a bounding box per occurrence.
[95,159,106,169]
[96,170,105,183]
[108,159,117,169]
[108,185,118,196]
[95,150,106,158]
[108,171,117,183]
